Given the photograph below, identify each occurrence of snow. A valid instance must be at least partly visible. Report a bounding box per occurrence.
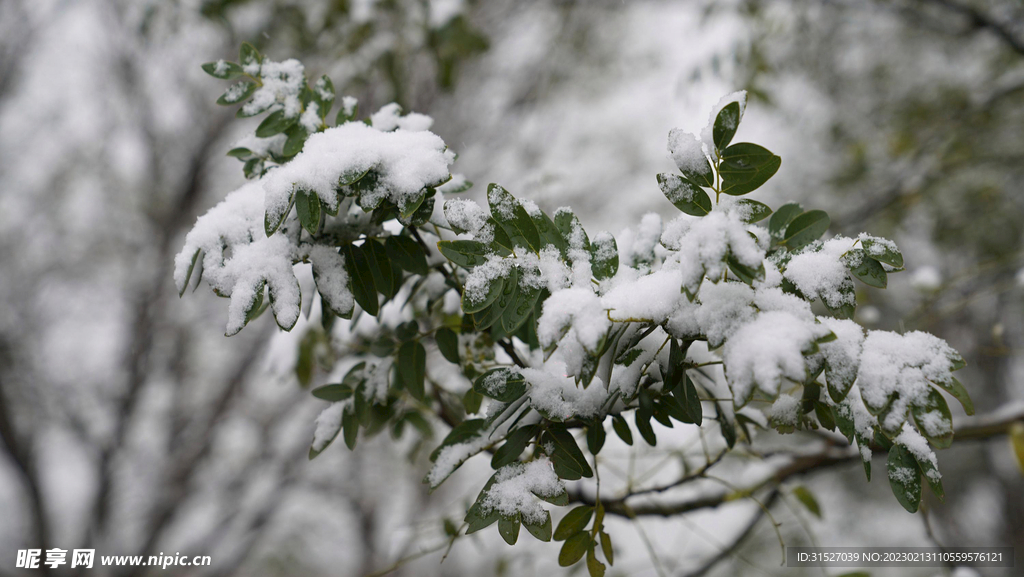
[308,244,354,317]
[603,268,683,322]
[242,58,306,118]
[783,237,857,309]
[817,317,865,392]
[427,432,495,488]
[895,423,939,473]
[463,256,513,306]
[858,330,959,432]
[767,394,800,427]
[263,121,454,226]
[480,458,564,524]
[661,206,765,293]
[667,129,709,176]
[173,181,301,335]
[723,311,831,403]
[443,198,490,237]
[522,356,607,420]
[299,101,321,133]
[340,96,358,118]
[311,402,347,452]
[537,288,610,378]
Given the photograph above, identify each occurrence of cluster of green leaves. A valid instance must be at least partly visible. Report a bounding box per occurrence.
[188,44,974,575]
[203,42,355,179]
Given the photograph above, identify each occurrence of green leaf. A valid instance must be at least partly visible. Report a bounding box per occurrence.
[558,532,591,567]
[462,388,483,414]
[713,101,741,150]
[553,209,590,255]
[435,327,460,364]
[385,235,430,275]
[635,408,657,446]
[312,384,353,402]
[672,373,703,425]
[487,184,541,252]
[342,244,379,317]
[239,42,261,75]
[719,142,781,196]
[590,233,619,280]
[913,449,945,501]
[397,341,427,400]
[462,272,504,314]
[586,422,606,455]
[782,210,831,251]
[216,81,257,106]
[364,239,398,298]
[657,173,712,216]
[587,548,606,577]
[294,189,320,235]
[313,75,335,119]
[932,376,974,416]
[554,506,593,541]
[860,238,904,268]
[600,531,613,566]
[437,239,491,268]
[283,124,308,157]
[545,426,594,479]
[1010,422,1024,477]
[502,280,540,333]
[491,425,536,468]
[769,202,803,237]
[226,147,252,159]
[473,368,527,403]
[498,514,521,545]
[716,407,737,448]
[887,445,922,513]
[735,199,773,223]
[489,266,519,327]
[792,486,822,518]
[531,208,568,254]
[255,109,298,138]
[465,498,500,534]
[847,249,887,289]
[202,60,244,79]
[911,387,954,448]
[523,510,552,542]
[726,253,765,285]
[611,414,633,445]
[430,419,485,462]
[342,408,358,450]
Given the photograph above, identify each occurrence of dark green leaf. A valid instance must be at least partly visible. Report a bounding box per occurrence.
[385,235,430,275]
[782,210,831,251]
[719,142,781,196]
[545,426,594,479]
[559,532,591,567]
[294,189,320,235]
[587,422,606,455]
[202,60,244,79]
[860,238,904,268]
[553,208,590,255]
[498,514,520,545]
[491,425,536,469]
[769,202,803,237]
[473,368,527,403]
[932,376,973,416]
[600,531,613,566]
[343,244,379,316]
[435,327,460,364]
[364,239,398,298]
[611,414,633,445]
[283,124,308,157]
[239,42,261,75]
[726,253,765,285]
[887,444,922,513]
[657,173,712,216]
[255,109,298,138]
[554,506,593,541]
[635,409,657,446]
[847,249,887,289]
[487,184,541,252]
[713,101,741,150]
[590,233,619,280]
[397,341,426,400]
[502,280,540,333]
[437,239,491,269]
[313,75,334,119]
[911,387,953,448]
[735,199,773,223]
[523,510,552,542]
[342,408,358,450]
[216,81,256,105]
